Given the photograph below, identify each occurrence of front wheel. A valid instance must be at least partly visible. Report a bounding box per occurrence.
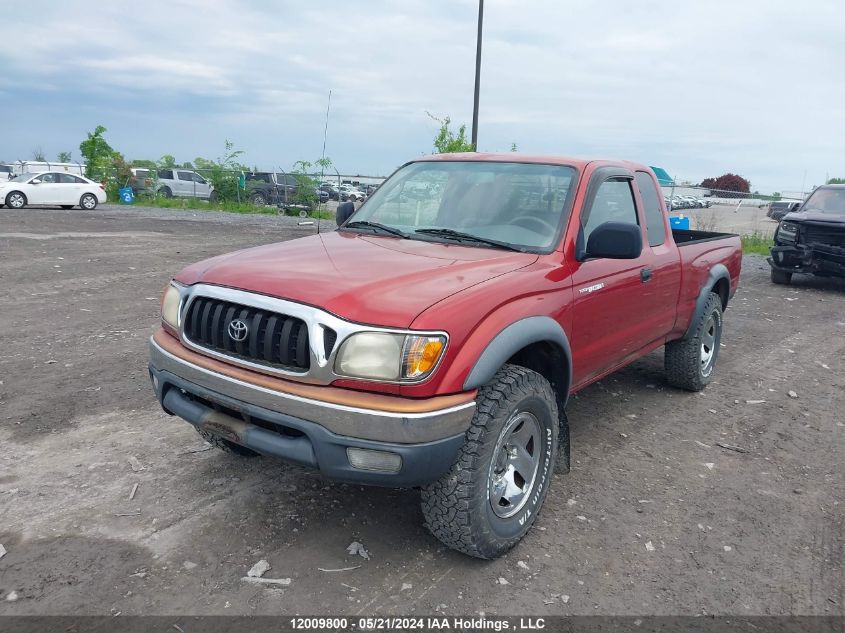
[421,365,558,559]
[80,193,98,210]
[6,191,27,209]
[770,268,792,285]
[665,292,723,391]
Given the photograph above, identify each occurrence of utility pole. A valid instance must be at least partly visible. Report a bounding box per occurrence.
[471,0,484,150]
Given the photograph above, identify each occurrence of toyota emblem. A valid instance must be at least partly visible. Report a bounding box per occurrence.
[228,319,249,342]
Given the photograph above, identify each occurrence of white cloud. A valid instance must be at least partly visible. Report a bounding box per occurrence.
[0,0,842,189]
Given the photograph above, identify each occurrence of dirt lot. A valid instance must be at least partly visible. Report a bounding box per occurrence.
[0,204,842,617]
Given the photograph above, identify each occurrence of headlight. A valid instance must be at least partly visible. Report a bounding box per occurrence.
[161,282,184,328]
[778,221,799,242]
[335,332,446,382]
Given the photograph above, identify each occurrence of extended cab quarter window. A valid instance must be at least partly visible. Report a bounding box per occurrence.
[635,171,666,247]
[177,171,193,181]
[581,178,638,244]
[158,169,174,180]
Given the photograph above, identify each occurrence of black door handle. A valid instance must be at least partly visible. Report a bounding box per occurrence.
[640,267,653,283]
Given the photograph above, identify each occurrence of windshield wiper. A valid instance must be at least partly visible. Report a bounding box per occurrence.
[414,228,526,252]
[342,220,408,238]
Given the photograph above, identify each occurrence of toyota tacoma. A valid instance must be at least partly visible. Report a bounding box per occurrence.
[149,154,742,558]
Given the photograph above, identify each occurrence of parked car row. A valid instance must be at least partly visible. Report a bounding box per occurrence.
[319,182,377,202]
[663,194,711,210]
[128,168,336,207]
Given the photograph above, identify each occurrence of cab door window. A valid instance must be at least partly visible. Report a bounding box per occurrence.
[580,178,639,244]
[635,171,666,247]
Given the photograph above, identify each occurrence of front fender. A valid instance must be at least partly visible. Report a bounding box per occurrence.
[462,316,572,400]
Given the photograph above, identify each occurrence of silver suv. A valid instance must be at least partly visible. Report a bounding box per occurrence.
[155,168,214,199]
[131,168,214,199]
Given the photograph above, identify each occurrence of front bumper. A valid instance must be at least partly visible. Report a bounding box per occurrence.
[769,243,845,277]
[148,332,475,486]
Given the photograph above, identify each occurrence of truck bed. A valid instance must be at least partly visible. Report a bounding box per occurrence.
[672,228,738,246]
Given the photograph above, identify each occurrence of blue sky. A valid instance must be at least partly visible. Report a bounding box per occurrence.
[1,0,842,192]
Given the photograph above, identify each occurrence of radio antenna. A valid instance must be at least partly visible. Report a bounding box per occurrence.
[317,89,332,235]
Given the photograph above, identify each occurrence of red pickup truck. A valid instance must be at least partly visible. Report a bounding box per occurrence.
[149,153,741,558]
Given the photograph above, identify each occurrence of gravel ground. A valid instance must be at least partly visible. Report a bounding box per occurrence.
[0,204,842,616]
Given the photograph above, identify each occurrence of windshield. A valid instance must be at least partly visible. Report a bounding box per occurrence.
[11,172,37,183]
[346,161,576,251]
[801,188,845,214]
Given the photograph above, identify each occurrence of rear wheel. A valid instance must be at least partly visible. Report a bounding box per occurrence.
[250,192,267,206]
[158,186,172,199]
[195,428,259,457]
[421,365,558,559]
[770,268,792,285]
[80,193,98,210]
[6,191,26,209]
[665,292,723,391]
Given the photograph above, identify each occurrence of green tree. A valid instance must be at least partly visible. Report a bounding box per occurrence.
[289,160,320,209]
[79,125,116,179]
[193,140,247,202]
[158,154,177,168]
[827,177,845,185]
[57,151,72,162]
[771,192,782,200]
[130,159,158,169]
[427,112,475,153]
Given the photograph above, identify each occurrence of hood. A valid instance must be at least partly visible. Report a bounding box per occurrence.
[783,210,845,224]
[174,231,538,327]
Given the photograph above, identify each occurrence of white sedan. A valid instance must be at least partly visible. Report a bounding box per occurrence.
[0,172,107,210]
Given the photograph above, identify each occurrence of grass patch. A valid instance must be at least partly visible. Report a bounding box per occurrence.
[127,195,335,220]
[742,233,773,256]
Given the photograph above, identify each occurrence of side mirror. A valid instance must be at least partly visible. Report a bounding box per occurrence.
[585,222,642,259]
[336,201,356,226]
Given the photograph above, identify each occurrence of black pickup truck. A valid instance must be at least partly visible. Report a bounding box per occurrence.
[245,172,298,207]
[769,184,845,284]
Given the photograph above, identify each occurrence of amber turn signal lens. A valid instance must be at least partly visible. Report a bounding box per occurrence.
[401,336,446,380]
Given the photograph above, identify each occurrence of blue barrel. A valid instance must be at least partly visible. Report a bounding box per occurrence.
[119,187,135,204]
[669,215,690,229]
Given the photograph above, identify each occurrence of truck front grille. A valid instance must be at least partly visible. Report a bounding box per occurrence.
[183,296,311,372]
[803,224,845,248]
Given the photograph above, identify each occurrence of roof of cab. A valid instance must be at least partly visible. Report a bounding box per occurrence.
[413,152,651,173]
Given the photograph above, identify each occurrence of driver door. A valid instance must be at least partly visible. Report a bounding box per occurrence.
[29,173,61,204]
[569,170,656,388]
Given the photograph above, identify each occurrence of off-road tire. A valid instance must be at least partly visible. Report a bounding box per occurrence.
[665,292,723,391]
[770,268,792,285]
[421,365,559,559]
[195,428,259,457]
